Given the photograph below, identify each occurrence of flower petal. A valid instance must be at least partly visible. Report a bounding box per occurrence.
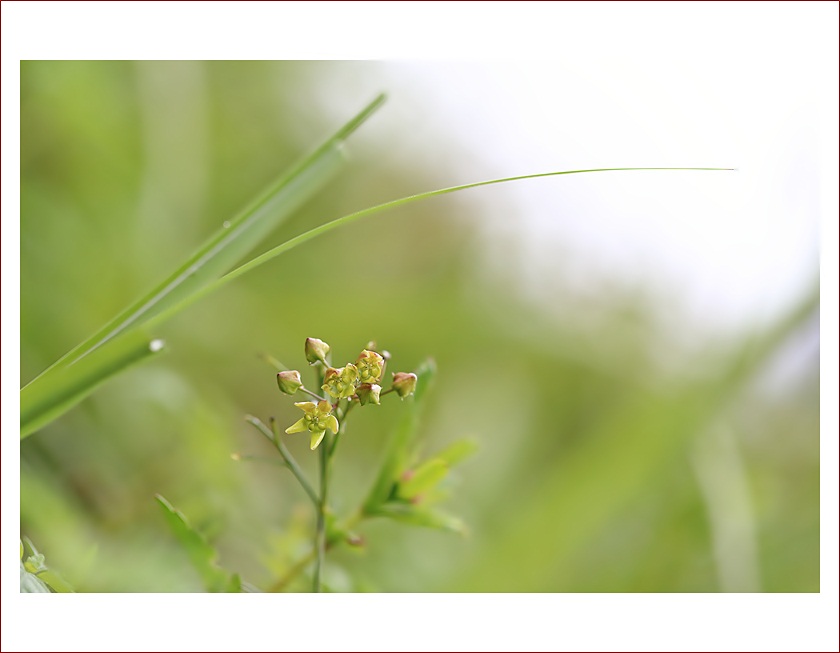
[316,400,333,416]
[294,401,317,414]
[325,415,339,434]
[285,417,309,434]
[310,430,327,450]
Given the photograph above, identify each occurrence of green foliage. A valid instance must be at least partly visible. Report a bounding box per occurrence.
[19,62,817,593]
[20,539,73,593]
[363,360,437,514]
[20,330,164,439]
[155,496,241,593]
[20,95,386,439]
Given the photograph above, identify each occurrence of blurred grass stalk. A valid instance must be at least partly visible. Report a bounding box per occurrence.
[454,280,819,591]
[19,93,387,439]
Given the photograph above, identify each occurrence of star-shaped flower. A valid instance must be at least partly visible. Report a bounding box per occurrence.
[285,400,339,450]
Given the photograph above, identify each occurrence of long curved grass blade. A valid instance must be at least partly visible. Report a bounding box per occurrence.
[155,167,733,320]
[21,159,728,439]
[20,95,385,438]
[23,94,386,385]
[20,331,165,439]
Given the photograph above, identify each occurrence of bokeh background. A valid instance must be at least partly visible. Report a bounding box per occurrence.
[19,55,820,592]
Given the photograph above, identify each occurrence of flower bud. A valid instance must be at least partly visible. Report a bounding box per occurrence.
[276,370,303,395]
[356,383,381,406]
[304,337,330,365]
[392,372,417,398]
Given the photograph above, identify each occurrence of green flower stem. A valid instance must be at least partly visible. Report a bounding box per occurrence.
[313,365,328,593]
[314,433,328,592]
[329,399,356,458]
[267,511,363,592]
[232,454,287,467]
[245,415,318,506]
[299,386,328,402]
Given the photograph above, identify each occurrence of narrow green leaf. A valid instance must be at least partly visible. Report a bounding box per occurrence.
[209,168,733,293]
[431,438,479,467]
[36,569,75,593]
[20,95,386,438]
[20,562,51,593]
[155,495,240,593]
[363,360,436,514]
[375,503,465,534]
[397,459,449,500]
[34,94,385,379]
[20,331,165,439]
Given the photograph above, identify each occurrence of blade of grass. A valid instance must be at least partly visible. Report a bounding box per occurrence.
[20,331,165,439]
[23,93,386,384]
[218,167,733,287]
[20,95,386,438]
[146,168,734,331]
[21,156,729,439]
[453,279,818,591]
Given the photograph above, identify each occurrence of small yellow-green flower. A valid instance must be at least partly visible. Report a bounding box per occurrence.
[322,364,359,399]
[356,350,385,384]
[285,400,339,450]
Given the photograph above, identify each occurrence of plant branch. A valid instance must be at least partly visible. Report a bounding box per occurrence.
[267,511,363,592]
[313,365,329,592]
[245,415,319,506]
[299,386,328,402]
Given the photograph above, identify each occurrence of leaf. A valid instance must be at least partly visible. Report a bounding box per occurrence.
[431,438,478,467]
[20,562,51,593]
[155,495,240,593]
[34,569,75,593]
[206,168,733,295]
[20,331,165,439]
[374,503,465,535]
[363,359,436,514]
[20,94,387,438]
[397,459,449,500]
[138,169,736,343]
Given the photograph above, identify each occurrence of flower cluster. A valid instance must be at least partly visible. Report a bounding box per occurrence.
[278,338,418,449]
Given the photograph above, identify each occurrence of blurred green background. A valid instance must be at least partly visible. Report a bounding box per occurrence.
[20,61,819,592]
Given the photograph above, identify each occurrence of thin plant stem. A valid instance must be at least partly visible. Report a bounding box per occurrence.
[299,386,328,402]
[314,434,329,592]
[231,453,287,467]
[245,415,318,506]
[312,364,328,593]
[267,511,363,592]
[330,396,359,457]
[268,548,318,593]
